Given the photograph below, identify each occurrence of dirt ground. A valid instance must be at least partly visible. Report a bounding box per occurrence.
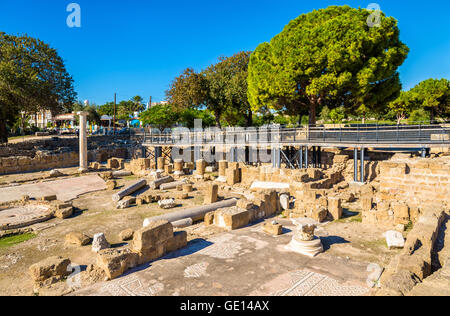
[0,168,401,296]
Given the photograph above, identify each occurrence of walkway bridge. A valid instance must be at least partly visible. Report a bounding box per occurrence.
[136,123,450,183]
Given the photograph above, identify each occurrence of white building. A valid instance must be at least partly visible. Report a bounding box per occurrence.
[28,110,53,128]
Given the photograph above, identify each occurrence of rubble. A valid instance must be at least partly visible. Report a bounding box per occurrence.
[158,198,176,209]
[119,229,134,241]
[65,232,92,246]
[29,256,71,283]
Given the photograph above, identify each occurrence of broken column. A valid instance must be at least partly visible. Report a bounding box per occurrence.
[174,159,184,176]
[151,176,174,190]
[112,179,147,202]
[160,179,187,191]
[285,219,323,258]
[196,159,207,178]
[217,160,228,182]
[78,111,88,173]
[204,184,219,204]
[92,233,110,253]
[157,157,165,172]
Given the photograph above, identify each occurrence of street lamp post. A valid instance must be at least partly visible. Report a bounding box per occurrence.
[20,111,25,142]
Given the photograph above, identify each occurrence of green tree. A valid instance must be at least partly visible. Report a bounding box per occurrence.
[409,108,431,125]
[166,68,208,111]
[166,52,253,127]
[131,95,145,113]
[208,51,253,127]
[330,106,346,123]
[140,104,179,132]
[0,33,76,143]
[247,5,409,126]
[97,102,115,116]
[388,91,414,124]
[409,78,449,121]
[319,106,331,123]
[178,108,215,129]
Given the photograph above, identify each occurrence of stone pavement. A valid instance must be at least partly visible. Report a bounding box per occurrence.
[72,221,370,296]
[0,205,52,230]
[0,175,107,203]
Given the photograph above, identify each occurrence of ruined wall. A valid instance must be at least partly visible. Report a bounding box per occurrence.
[378,158,450,206]
[0,136,136,175]
[240,166,323,186]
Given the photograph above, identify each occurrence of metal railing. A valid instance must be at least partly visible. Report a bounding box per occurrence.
[136,123,450,147]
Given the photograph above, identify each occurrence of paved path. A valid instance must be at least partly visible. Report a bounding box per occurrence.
[72,222,370,296]
[0,175,106,203]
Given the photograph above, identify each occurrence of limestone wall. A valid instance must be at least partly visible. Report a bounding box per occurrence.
[378,158,450,207]
[0,147,128,175]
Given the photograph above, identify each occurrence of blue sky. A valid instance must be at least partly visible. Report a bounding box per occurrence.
[0,0,449,105]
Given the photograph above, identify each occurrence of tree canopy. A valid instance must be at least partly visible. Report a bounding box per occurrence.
[409,78,449,121]
[166,52,253,127]
[247,5,409,125]
[0,32,76,142]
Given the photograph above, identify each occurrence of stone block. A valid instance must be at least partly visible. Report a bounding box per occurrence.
[236,199,254,211]
[132,220,173,252]
[204,184,219,205]
[135,244,165,265]
[312,207,328,223]
[393,204,410,225]
[333,155,349,164]
[386,230,405,249]
[54,207,73,219]
[41,195,57,202]
[361,196,373,211]
[119,229,134,241]
[263,222,283,236]
[165,231,188,253]
[214,207,251,230]
[65,232,92,246]
[106,180,117,191]
[226,168,239,185]
[29,256,71,282]
[96,248,139,280]
[328,197,343,220]
[204,212,215,226]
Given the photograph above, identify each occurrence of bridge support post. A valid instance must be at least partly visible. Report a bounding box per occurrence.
[312,147,316,168]
[272,147,281,169]
[421,148,428,158]
[298,147,303,169]
[360,147,365,183]
[229,147,236,163]
[354,148,358,182]
[317,147,322,168]
[305,147,309,169]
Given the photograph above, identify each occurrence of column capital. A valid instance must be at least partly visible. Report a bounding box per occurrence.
[77,111,88,117]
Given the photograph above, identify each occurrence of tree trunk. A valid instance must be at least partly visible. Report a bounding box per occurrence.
[246,110,253,127]
[308,102,317,126]
[0,118,8,144]
[215,114,222,128]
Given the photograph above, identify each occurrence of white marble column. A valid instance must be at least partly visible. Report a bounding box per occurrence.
[78,112,88,172]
